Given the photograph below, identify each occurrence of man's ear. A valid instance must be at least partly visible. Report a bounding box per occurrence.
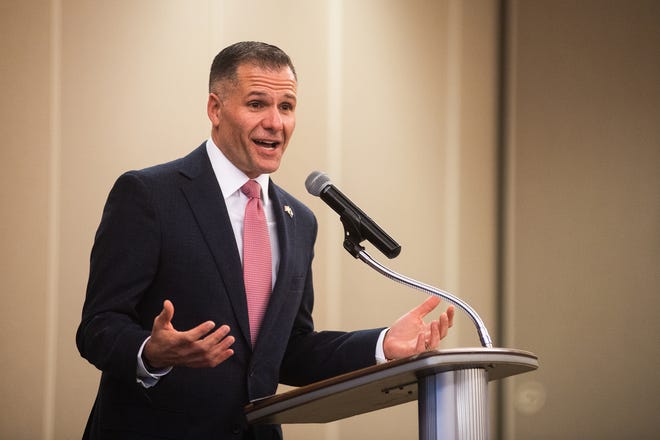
[207,93,222,126]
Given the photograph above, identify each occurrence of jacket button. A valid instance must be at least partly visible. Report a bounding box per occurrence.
[232,424,242,435]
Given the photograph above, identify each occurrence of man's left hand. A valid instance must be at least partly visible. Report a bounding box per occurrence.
[383,296,455,360]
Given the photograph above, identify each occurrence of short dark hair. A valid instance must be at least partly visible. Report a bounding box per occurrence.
[209,41,297,92]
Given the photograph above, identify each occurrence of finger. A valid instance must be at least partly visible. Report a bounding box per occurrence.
[188,347,234,368]
[202,325,232,347]
[183,320,217,341]
[438,312,449,340]
[190,337,235,368]
[214,347,234,365]
[207,346,235,368]
[160,299,175,321]
[428,320,441,349]
[415,333,426,353]
[411,296,442,319]
[446,305,455,328]
[153,300,175,330]
[215,334,235,351]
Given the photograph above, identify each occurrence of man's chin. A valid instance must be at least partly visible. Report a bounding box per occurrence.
[247,162,282,178]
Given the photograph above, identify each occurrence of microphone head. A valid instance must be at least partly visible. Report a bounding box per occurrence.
[305,171,332,196]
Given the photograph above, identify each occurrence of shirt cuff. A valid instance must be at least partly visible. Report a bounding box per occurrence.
[375,328,390,364]
[136,336,172,388]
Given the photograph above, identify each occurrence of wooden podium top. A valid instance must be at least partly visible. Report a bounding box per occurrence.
[245,347,538,424]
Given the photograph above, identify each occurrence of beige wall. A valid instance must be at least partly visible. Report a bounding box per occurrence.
[503,0,660,438]
[1,1,498,439]
[1,1,53,439]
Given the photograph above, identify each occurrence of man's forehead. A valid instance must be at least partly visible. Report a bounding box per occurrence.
[235,64,297,92]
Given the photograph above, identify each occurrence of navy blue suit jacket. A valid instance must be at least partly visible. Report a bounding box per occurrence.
[77,144,383,439]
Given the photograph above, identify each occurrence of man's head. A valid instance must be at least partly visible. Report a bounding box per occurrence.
[207,41,297,178]
[209,41,297,93]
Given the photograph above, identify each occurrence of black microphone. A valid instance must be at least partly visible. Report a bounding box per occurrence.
[305,171,401,259]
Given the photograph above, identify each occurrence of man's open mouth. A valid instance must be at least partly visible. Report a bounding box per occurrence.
[253,139,280,149]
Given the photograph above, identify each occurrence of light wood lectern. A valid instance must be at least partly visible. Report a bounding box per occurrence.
[245,348,538,439]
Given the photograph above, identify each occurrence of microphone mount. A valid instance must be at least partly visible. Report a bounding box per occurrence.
[339,210,371,258]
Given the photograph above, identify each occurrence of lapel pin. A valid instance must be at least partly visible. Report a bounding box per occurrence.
[283,205,294,218]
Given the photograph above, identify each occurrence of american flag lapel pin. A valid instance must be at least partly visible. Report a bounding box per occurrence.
[283,205,294,218]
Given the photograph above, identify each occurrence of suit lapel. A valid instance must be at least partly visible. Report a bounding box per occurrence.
[178,146,252,346]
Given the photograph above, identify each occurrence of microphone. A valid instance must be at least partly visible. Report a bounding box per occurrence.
[305,171,401,259]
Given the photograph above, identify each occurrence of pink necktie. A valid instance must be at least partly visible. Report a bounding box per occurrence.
[241,180,272,346]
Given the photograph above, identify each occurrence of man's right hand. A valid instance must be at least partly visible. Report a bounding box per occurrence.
[143,300,235,369]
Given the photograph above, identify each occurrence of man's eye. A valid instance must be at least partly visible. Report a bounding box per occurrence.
[248,101,263,109]
[280,103,294,111]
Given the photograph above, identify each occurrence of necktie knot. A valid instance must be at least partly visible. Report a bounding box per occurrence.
[241,180,262,200]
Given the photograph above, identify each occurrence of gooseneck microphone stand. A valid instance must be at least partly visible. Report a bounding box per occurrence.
[355,250,493,348]
[339,212,493,349]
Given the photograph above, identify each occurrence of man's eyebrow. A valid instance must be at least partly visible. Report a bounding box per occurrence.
[245,91,297,101]
[246,91,268,98]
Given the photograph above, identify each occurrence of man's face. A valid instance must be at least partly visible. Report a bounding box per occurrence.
[208,63,297,178]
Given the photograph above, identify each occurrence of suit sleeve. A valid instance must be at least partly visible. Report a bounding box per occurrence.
[76,171,159,383]
[278,218,385,386]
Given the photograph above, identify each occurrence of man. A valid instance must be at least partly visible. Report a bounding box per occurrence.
[77,41,454,439]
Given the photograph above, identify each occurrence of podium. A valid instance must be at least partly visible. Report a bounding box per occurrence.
[245,348,538,439]
[244,223,537,438]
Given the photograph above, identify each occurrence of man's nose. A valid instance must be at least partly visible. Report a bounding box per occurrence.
[261,107,284,130]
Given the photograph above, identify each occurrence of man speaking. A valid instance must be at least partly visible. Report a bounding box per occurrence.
[77,41,454,439]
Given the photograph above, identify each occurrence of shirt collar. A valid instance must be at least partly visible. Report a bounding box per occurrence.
[205,138,270,203]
